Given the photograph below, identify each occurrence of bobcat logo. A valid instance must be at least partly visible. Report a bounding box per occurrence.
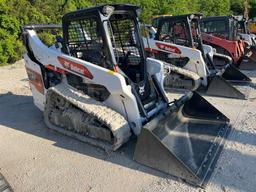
[139,84,145,96]
[57,56,93,79]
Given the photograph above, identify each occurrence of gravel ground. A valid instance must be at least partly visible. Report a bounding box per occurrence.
[0,60,256,192]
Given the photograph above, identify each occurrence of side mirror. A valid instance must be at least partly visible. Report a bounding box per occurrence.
[55,36,64,50]
[149,27,157,39]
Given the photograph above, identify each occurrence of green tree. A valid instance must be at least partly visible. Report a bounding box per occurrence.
[0,0,236,65]
[199,0,230,16]
[249,0,256,18]
[0,0,23,65]
[230,0,244,15]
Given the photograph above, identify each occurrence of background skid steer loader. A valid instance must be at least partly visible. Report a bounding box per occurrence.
[201,16,256,70]
[22,4,230,187]
[144,14,250,99]
[235,16,256,46]
[249,21,256,35]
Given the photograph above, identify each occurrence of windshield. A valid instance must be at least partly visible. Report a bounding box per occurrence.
[201,19,229,40]
[191,18,203,49]
[231,19,239,40]
[158,20,191,47]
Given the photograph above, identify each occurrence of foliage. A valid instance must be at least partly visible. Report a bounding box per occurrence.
[199,0,231,16]
[249,0,256,18]
[0,0,254,65]
[230,0,244,15]
[0,0,23,65]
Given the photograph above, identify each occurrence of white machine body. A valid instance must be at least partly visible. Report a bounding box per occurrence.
[143,37,209,86]
[24,30,166,135]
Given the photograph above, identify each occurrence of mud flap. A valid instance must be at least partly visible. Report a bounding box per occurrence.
[205,76,246,99]
[221,65,251,83]
[134,92,231,187]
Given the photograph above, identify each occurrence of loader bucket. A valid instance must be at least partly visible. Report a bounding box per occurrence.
[205,76,246,99]
[236,45,256,70]
[247,46,256,61]
[221,64,251,83]
[134,92,230,187]
[237,56,256,70]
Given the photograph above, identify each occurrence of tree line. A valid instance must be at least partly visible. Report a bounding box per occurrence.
[0,0,255,65]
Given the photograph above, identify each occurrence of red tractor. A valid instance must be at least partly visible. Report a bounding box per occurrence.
[201,16,256,70]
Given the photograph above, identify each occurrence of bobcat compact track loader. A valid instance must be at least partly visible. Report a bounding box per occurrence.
[22,4,231,187]
[201,16,256,70]
[144,14,250,99]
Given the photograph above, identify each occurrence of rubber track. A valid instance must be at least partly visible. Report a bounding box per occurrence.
[44,83,131,151]
[163,62,201,91]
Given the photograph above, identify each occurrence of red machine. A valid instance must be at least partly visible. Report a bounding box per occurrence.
[201,16,256,70]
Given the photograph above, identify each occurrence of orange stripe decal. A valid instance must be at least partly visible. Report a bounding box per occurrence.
[145,48,160,54]
[46,64,66,74]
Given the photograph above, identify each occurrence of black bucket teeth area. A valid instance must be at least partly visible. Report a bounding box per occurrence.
[134,92,231,187]
[205,76,246,99]
[237,58,256,71]
[221,65,251,83]
[182,92,229,122]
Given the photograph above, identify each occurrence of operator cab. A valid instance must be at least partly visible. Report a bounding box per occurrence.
[151,14,205,67]
[62,5,146,84]
[201,16,239,41]
[155,14,204,51]
[62,5,167,118]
